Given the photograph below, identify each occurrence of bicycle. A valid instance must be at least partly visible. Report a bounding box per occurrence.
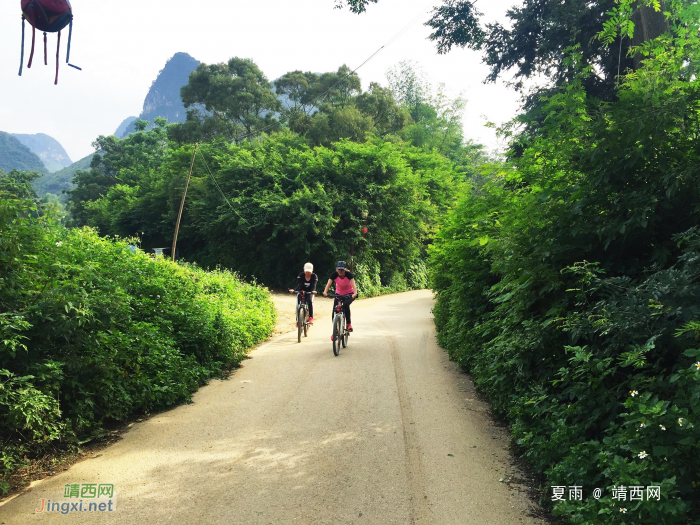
[292,290,315,343]
[329,294,352,356]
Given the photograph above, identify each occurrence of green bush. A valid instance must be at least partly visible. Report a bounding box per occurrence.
[353,253,426,298]
[428,5,700,522]
[0,196,275,493]
[354,255,383,298]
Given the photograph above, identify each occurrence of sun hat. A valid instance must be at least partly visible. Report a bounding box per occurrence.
[304,262,313,272]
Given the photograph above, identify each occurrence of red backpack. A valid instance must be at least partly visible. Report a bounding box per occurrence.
[18,0,80,85]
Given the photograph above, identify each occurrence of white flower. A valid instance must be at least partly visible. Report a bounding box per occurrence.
[659,424,666,431]
[678,418,683,426]
[638,451,648,459]
[695,362,700,370]
[630,390,638,397]
[56,241,63,247]
[640,422,646,428]
[620,508,627,513]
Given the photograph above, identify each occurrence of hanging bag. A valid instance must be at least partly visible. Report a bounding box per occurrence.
[18,0,79,85]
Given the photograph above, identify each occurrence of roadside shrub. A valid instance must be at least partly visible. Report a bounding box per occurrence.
[354,255,383,298]
[354,254,427,298]
[0,196,275,493]
[428,11,700,522]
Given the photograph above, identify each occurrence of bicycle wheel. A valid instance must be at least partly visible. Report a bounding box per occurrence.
[297,304,304,343]
[333,314,342,356]
[303,306,308,337]
[341,316,348,348]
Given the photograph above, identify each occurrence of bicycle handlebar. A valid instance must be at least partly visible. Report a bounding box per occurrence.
[327,293,354,299]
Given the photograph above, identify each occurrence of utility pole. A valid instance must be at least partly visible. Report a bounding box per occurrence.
[171,143,198,262]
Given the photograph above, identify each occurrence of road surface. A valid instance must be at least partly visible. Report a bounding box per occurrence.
[0,290,545,524]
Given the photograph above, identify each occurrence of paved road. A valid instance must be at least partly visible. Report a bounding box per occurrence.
[0,291,544,524]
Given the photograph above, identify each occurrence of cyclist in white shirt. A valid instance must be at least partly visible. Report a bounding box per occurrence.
[289,262,318,325]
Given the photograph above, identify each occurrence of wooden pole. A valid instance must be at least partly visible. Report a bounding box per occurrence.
[171,143,198,262]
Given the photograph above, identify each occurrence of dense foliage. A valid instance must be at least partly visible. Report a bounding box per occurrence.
[0,193,275,494]
[67,130,459,289]
[429,1,700,523]
[67,61,480,290]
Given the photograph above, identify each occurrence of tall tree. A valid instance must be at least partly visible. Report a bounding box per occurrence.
[274,70,321,135]
[179,57,281,142]
[0,170,41,201]
[68,120,170,229]
[386,61,477,166]
[339,0,677,99]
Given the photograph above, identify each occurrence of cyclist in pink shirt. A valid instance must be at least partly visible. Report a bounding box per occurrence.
[322,261,357,332]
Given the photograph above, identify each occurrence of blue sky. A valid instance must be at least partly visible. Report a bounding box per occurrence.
[0,0,523,161]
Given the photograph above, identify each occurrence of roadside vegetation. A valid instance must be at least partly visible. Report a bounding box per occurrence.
[424,0,700,522]
[0,185,275,494]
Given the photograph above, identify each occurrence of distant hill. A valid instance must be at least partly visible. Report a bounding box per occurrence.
[120,52,201,137]
[11,133,72,173]
[0,131,48,174]
[115,117,138,138]
[32,153,95,200]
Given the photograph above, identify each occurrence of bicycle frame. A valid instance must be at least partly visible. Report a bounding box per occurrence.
[295,291,311,342]
[330,294,352,354]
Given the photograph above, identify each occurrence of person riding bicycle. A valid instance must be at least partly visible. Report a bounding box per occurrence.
[323,261,357,333]
[289,262,318,325]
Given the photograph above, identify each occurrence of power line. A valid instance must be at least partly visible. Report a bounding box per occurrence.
[208,7,431,146]
[197,149,248,224]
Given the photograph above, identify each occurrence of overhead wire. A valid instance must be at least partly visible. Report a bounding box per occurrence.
[197,150,248,224]
[206,6,431,147]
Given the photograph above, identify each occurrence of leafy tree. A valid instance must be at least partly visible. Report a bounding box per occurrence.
[334,0,377,13]
[68,129,463,288]
[272,66,410,146]
[342,0,677,99]
[179,57,281,142]
[355,83,412,137]
[68,120,171,230]
[184,133,458,287]
[386,61,483,171]
[424,0,485,55]
[273,70,321,135]
[0,170,41,201]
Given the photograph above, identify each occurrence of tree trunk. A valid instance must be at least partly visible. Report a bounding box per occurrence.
[631,1,670,69]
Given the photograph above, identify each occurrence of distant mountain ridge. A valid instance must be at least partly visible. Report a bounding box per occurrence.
[120,52,201,137]
[12,133,72,173]
[32,153,95,201]
[0,132,48,175]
